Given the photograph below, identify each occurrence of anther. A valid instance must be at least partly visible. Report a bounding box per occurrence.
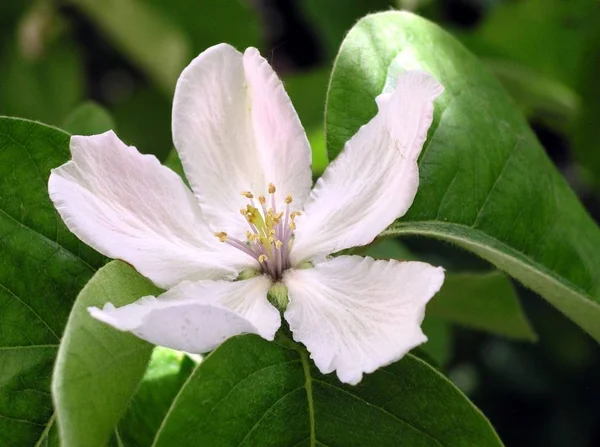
[268,183,276,194]
[289,222,296,231]
[214,231,228,242]
[258,254,269,263]
[275,240,283,249]
[258,196,266,205]
[285,194,293,204]
[241,191,254,199]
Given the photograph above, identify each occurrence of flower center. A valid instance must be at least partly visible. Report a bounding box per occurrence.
[215,183,300,280]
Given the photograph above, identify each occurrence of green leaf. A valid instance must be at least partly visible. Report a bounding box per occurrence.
[325,11,600,343]
[0,117,103,446]
[63,102,116,136]
[52,261,160,447]
[149,334,502,446]
[0,36,84,125]
[118,348,196,447]
[430,272,536,341]
[67,0,190,94]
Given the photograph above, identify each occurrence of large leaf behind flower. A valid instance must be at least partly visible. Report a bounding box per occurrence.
[0,117,105,445]
[52,261,159,447]
[150,334,503,446]
[325,12,600,343]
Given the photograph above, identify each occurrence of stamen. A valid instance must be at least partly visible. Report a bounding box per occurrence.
[214,231,228,242]
[225,184,300,279]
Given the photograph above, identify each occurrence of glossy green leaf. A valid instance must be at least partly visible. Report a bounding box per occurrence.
[325,11,600,343]
[430,272,536,341]
[67,0,190,94]
[63,102,116,136]
[0,117,103,446]
[118,348,196,447]
[149,334,502,446]
[52,261,160,447]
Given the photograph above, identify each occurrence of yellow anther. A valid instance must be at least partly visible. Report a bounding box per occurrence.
[239,208,247,215]
[289,222,296,231]
[246,231,253,240]
[275,212,284,220]
[241,191,254,199]
[268,236,275,245]
[290,211,302,220]
[258,195,266,205]
[258,254,269,263]
[275,240,283,249]
[268,183,276,194]
[285,194,293,204]
[214,232,228,242]
[269,229,276,236]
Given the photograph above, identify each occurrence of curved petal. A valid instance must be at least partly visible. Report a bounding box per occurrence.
[291,71,443,264]
[283,256,444,385]
[172,44,312,236]
[49,131,254,289]
[88,274,278,353]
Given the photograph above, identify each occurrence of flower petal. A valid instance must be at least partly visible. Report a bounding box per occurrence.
[49,131,253,289]
[88,274,278,353]
[283,255,444,385]
[172,44,312,236]
[291,71,443,264]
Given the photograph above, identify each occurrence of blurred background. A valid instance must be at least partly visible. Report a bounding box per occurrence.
[1,0,599,445]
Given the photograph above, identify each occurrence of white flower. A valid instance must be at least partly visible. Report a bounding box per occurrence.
[49,44,445,385]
